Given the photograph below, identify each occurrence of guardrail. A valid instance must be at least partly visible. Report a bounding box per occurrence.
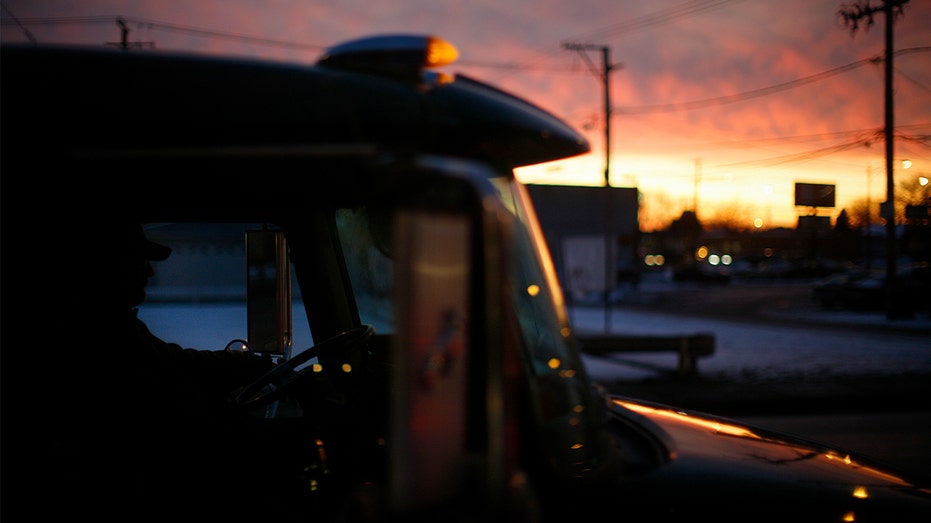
[574,333,715,376]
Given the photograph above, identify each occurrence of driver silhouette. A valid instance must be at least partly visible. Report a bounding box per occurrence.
[121,221,284,518]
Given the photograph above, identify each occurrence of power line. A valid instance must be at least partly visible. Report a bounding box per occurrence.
[569,0,743,44]
[616,57,875,114]
[675,125,927,172]
[895,66,931,94]
[461,0,745,80]
[612,47,929,114]
[681,126,882,153]
[614,50,904,114]
[0,14,327,52]
[709,138,876,169]
[0,14,118,25]
[122,16,325,52]
[0,3,36,44]
[455,59,590,73]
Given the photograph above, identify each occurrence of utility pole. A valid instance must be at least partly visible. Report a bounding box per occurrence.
[562,42,615,187]
[838,0,910,319]
[693,158,702,213]
[563,41,620,332]
[866,164,872,274]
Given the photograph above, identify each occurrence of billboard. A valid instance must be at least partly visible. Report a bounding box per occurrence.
[795,182,835,208]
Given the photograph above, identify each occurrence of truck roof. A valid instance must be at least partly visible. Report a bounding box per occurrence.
[2,37,589,172]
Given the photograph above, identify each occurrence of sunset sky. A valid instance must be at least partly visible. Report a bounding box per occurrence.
[3,0,929,229]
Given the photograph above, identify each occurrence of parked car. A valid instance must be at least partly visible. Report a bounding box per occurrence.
[5,36,931,521]
[813,266,929,312]
[672,263,731,284]
[812,270,881,310]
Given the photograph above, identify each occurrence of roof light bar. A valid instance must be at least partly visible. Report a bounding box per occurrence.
[317,34,459,80]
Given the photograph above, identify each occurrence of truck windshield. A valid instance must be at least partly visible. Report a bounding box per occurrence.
[489,178,584,370]
[491,178,610,478]
[336,176,589,384]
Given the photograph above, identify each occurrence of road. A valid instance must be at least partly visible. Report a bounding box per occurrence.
[601,275,931,333]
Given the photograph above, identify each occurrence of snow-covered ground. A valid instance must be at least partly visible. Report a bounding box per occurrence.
[570,305,931,383]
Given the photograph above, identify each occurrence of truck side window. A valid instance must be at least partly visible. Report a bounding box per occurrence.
[336,208,396,334]
[135,222,313,352]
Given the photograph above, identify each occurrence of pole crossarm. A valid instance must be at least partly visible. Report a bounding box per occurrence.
[561,41,609,81]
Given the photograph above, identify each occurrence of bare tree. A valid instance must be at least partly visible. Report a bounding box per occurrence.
[702,200,756,232]
[837,0,908,33]
[844,198,878,229]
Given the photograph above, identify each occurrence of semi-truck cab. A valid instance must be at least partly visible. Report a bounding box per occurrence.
[4,34,930,522]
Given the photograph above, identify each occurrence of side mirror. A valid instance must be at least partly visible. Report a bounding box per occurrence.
[246,230,292,356]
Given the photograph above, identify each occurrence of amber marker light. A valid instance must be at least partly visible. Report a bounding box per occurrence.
[425,36,459,68]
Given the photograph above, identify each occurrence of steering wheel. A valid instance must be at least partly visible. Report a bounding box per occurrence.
[233,324,375,411]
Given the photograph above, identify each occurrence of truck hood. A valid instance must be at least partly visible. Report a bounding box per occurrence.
[604,394,931,521]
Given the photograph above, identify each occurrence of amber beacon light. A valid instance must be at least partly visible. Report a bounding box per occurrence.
[317,34,459,81]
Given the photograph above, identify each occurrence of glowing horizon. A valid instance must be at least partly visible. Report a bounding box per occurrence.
[3,0,928,231]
